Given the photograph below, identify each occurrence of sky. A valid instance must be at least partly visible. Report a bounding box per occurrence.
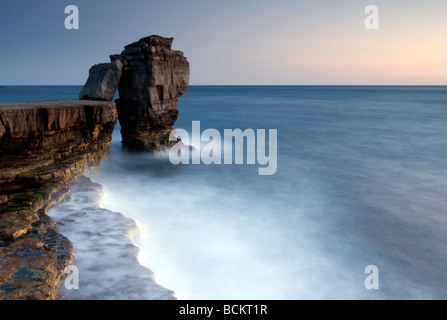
[0,0,446,85]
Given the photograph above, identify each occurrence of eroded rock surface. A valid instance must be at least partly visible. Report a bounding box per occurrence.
[0,100,118,300]
[79,60,123,101]
[79,35,190,151]
[115,35,190,151]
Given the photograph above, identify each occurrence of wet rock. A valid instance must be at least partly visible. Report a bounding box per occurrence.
[0,237,60,300]
[0,100,117,300]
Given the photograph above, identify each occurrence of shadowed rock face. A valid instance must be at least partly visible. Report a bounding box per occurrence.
[0,100,118,300]
[79,35,190,152]
[115,35,190,151]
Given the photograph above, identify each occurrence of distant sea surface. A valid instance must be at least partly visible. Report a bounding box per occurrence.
[0,86,83,103]
[1,85,447,299]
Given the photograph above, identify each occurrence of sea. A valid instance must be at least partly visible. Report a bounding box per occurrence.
[1,85,446,300]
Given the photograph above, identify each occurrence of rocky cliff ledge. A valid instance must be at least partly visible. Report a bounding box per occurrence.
[79,35,190,151]
[0,100,117,299]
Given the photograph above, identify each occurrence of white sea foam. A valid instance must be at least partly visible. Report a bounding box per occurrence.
[47,175,175,300]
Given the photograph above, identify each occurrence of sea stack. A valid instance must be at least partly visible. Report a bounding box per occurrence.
[80,35,190,151]
[115,35,190,151]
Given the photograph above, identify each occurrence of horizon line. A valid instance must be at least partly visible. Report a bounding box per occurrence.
[1,84,446,87]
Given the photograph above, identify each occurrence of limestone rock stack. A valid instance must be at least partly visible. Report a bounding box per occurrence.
[79,35,190,151]
[116,35,190,151]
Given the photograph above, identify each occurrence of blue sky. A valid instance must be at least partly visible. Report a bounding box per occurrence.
[1,0,446,85]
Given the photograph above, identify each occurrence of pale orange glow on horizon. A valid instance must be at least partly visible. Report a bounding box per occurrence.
[188,1,447,85]
[1,0,446,85]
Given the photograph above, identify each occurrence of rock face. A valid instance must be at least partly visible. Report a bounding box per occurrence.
[79,35,190,151]
[79,60,123,101]
[115,35,190,151]
[0,100,118,300]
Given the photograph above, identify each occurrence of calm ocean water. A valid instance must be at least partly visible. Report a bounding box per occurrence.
[2,85,447,299]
